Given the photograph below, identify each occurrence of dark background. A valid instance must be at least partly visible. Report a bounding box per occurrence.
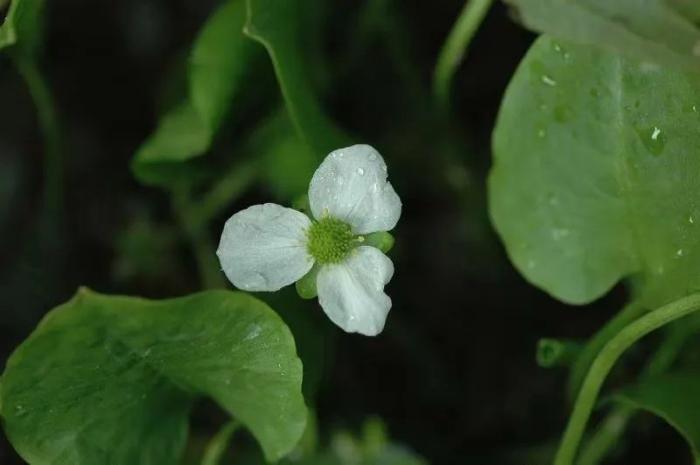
[0,1,688,464]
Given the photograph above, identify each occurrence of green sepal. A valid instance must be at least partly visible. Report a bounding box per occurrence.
[296,265,320,299]
[364,231,395,254]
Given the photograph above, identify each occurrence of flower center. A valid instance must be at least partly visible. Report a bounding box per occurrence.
[307,216,359,264]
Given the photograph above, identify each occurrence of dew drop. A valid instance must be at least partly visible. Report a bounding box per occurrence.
[541,75,557,86]
[357,167,365,176]
[636,125,666,156]
[676,248,685,257]
[690,215,695,224]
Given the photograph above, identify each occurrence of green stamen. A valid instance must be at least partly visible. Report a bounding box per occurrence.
[307,216,361,264]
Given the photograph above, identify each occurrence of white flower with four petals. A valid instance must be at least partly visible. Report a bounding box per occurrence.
[217,144,401,336]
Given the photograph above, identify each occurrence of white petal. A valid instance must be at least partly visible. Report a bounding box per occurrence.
[217,203,314,291]
[316,246,394,336]
[308,144,401,234]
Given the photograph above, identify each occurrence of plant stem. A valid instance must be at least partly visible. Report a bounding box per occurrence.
[577,324,695,465]
[567,301,646,400]
[191,159,258,226]
[173,189,226,290]
[201,420,240,465]
[432,0,493,111]
[553,293,700,465]
[14,56,62,220]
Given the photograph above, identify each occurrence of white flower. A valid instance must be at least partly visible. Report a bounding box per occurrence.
[217,144,401,336]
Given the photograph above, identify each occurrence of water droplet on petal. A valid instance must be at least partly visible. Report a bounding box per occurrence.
[357,167,365,176]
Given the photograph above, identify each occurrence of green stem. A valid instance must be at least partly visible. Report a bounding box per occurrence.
[191,159,258,226]
[14,56,62,220]
[554,293,700,465]
[568,301,646,400]
[201,420,240,465]
[173,189,226,290]
[577,324,695,464]
[432,0,493,110]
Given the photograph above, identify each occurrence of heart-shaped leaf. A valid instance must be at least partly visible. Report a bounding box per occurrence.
[489,36,700,307]
[505,0,700,72]
[0,288,306,463]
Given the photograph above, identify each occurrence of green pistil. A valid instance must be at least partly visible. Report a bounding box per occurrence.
[307,216,362,264]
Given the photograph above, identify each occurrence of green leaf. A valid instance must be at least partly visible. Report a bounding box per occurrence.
[0,288,306,463]
[244,0,350,157]
[505,0,700,72]
[489,36,700,306]
[132,0,258,186]
[612,373,700,462]
[0,0,46,54]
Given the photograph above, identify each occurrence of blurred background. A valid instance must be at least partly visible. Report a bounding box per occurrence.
[0,1,689,464]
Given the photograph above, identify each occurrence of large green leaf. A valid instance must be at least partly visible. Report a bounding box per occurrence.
[489,36,700,306]
[0,0,45,54]
[612,373,700,462]
[244,0,350,157]
[505,0,700,72]
[0,288,306,463]
[132,0,258,186]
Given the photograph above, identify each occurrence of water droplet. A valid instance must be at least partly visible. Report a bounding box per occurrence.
[357,167,365,176]
[553,43,562,52]
[537,128,546,138]
[541,75,557,86]
[693,105,698,113]
[337,176,344,185]
[336,151,344,158]
[676,248,685,257]
[690,215,695,224]
[636,125,666,156]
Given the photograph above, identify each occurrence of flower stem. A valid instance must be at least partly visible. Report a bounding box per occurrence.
[14,56,63,221]
[554,293,700,465]
[201,420,240,465]
[432,0,493,111]
[173,188,226,290]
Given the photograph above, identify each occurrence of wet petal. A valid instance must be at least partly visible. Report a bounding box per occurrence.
[316,246,394,336]
[308,145,401,234]
[217,203,314,291]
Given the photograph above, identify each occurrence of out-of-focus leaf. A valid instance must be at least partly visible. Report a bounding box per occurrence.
[281,417,427,465]
[0,0,45,54]
[132,0,258,186]
[0,288,306,463]
[244,0,350,157]
[505,0,700,72]
[612,373,700,462]
[250,111,319,201]
[489,36,700,307]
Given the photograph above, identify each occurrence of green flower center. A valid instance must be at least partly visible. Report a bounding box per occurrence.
[307,216,360,264]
